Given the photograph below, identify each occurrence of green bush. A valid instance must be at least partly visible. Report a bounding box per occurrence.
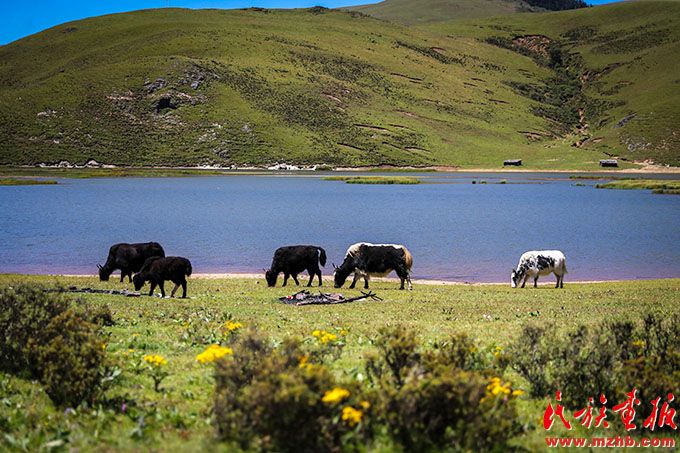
[618,313,680,425]
[367,326,522,452]
[507,324,553,398]
[0,285,111,407]
[214,329,369,452]
[550,321,632,410]
[364,325,420,388]
[381,366,521,452]
[0,285,70,376]
[27,309,108,407]
[510,313,680,414]
[74,300,115,327]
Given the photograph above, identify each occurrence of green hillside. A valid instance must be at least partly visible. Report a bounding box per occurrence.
[0,3,677,169]
[424,0,680,167]
[343,0,547,26]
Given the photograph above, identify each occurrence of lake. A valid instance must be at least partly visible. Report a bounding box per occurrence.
[1,172,679,283]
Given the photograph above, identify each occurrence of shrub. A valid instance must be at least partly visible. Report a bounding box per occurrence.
[0,284,111,407]
[381,367,522,452]
[0,285,70,376]
[508,324,554,398]
[27,309,108,407]
[74,300,115,327]
[620,353,680,427]
[618,313,680,425]
[510,313,680,414]
[364,325,420,388]
[550,321,632,409]
[214,329,369,452]
[367,326,523,451]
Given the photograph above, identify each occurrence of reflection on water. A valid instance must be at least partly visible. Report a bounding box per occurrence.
[0,173,679,283]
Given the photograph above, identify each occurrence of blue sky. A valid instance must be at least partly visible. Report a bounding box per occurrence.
[3,0,618,46]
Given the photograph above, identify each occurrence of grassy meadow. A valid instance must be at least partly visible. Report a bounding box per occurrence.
[321,175,421,184]
[595,178,680,194]
[1,274,679,451]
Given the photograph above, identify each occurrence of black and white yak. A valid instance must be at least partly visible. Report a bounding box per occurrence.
[334,242,413,290]
[511,250,567,289]
[98,242,165,282]
[133,256,193,298]
[265,245,327,287]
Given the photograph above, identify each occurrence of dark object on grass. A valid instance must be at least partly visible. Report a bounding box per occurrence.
[279,290,382,306]
[599,159,618,167]
[504,159,522,166]
[98,242,165,282]
[44,286,141,297]
[133,256,192,298]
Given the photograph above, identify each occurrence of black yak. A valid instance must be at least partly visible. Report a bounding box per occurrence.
[334,242,413,290]
[98,242,165,282]
[265,245,327,287]
[133,256,192,298]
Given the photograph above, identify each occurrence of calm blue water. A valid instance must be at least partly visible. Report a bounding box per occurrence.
[1,172,679,283]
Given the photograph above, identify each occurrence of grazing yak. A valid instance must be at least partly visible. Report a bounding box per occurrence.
[265,245,327,287]
[98,242,165,282]
[511,250,567,289]
[133,256,192,298]
[334,242,413,290]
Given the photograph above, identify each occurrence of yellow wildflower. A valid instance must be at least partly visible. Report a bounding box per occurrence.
[101,344,106,350]
[319,333,338,344]
[196,344,233,363]
[298,355,312,370]
[312,330,323,337]
[340,329,349,336]
[633,340,645,347]
[342,406,363,426]
[512,389,524,396]
[322,388,350,404]
[486,377,511,396]
[359,401,371,410]
[225,321,243,331]
[143,354,167,367]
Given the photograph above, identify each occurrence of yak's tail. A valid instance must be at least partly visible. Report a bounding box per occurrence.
[562,261,568,275]
[318,247,327,267]
[185,260,193,277]
[402,246,413,270]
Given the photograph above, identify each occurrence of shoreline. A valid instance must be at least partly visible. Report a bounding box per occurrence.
[34,272,659,286]
[5,162,680,175]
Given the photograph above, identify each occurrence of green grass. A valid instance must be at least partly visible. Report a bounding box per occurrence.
[365,168,437,172]
[322,175,421,184]
[0,178,57,185]
[0,275,678,451]
[1,3,676,170]
[343,0,547,26]
[595,179,680,194]
[426,1,680,167]
[0,166,226,178]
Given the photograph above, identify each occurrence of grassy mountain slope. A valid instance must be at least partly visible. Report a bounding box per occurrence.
[0,6,575,169]
[343,0,546,25]
[424,0,680,166]
[0,4,677,169]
